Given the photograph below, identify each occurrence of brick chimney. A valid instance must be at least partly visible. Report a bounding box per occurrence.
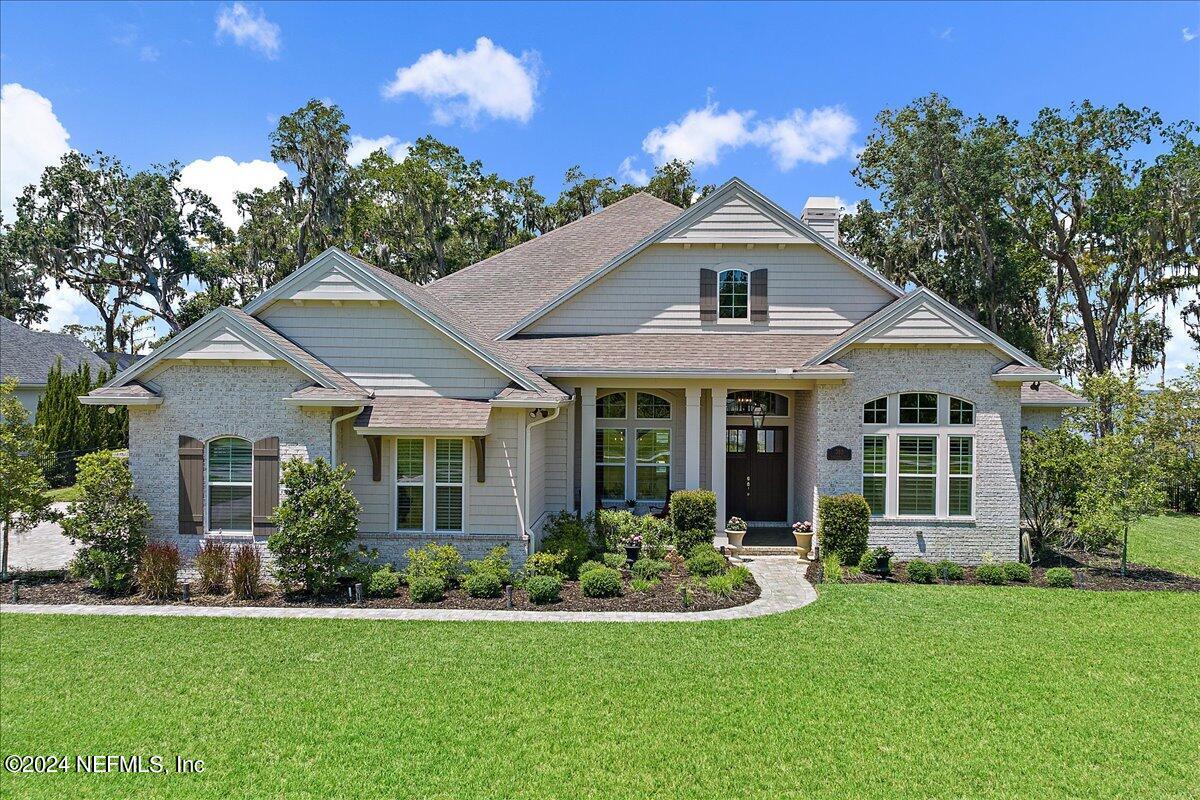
[801,196,840,245]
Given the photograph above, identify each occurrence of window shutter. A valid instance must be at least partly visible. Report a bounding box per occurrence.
[700,269,717,321]
[178,436,204,535]
[751,269,769,322]
[252,437,280,536]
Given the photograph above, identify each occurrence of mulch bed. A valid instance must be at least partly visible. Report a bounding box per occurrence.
[804,550,1200,592]
[0,559,760,613]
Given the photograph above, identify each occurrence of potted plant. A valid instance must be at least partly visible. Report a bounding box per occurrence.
[873,546,894,578]
[621,532,643,564]
[792,520,814,558]
[725,516,748,548]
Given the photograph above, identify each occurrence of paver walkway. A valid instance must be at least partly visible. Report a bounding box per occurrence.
[1,556,817,623]
[4,503,75,572]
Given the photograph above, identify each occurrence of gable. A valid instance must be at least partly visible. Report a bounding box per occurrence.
[662,190,813,244]
[863,301,983,345]
[174,324,277,361]
[284,258,388,303]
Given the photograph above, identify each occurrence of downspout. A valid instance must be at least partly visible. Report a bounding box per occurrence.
[523,406,561,553]
[331,406,365,465]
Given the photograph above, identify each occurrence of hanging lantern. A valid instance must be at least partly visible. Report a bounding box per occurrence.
[751,402,766,429]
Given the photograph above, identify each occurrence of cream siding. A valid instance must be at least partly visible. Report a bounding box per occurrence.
[286,261,388,303]
[665,195,810,243]
[543,408,569,510]
[468,408,523,533]
[865,304,982,345]
[261,301,509,397]
[527,418,546,529]
[175,325,277,361]
[526,244,893,336]
[340,419,392,532]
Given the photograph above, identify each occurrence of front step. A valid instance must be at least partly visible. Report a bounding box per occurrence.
[729,545,810,557]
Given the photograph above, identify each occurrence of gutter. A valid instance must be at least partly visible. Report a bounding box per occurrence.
[521,406,561,553]
[330,406,365,465]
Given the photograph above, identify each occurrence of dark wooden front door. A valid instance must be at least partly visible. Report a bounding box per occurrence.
[725,426,788,522]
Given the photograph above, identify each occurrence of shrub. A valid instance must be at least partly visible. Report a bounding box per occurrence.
[936,560,965,581]
[194,539,231,594]
[674,528,713,556]
[818,494,870,566]
[727,564,752,590]
[685,545,727,577]
[637,515,672,559]
[230,544,262,600]
[405,543,463,587]
[594,509,637,552]
[822,553,843,584]
[602,552,626,570]
[464,546,513,585]
[631,558,670,580]
[1045,567,1075,588]
[524,550,567,580]
[268,458,361,596]
[1002,562,1032,583]
[525,574,562,604]
[577,560,605,577]
[669,489,717,534]
[706,573,735,597]
[136,542,179,600]
[367,565,400,597]
[409,576,445,603]
[541,510,597,577]
[905,559,937,584]
[630,577,657,593]
[580,566,622,598]
[463,571,503,598]
[61,451,150,593]
[858,546,893,575]
[975,563,1007,585]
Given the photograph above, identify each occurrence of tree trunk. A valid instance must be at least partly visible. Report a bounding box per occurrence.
[1,518,9,580]
[1121,523,1128,578]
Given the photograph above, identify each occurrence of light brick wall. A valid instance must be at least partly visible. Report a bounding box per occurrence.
[1021,407,1065,432]
[813,347,1021,563]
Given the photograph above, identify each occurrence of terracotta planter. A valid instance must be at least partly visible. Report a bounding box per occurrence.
[793,532,814,559]
[726,529,746,548]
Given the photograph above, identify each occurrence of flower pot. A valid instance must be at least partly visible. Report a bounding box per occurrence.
[726,529,746,548]
[624,545,642,565]
[793,532,814,559]
[874,553,892,577]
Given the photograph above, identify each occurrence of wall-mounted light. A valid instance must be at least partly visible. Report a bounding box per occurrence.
[751,402,766,429]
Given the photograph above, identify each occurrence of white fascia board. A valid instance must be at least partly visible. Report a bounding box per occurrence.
[993,371,1062,383]
[488,397,574,409]
[79,395,163,406]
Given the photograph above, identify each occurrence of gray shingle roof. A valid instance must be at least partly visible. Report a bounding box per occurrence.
[425,193,685,339]
[355,397,492,432]
[1021,382,1088,406]
[87,382,159,400]
[0,317,108,385]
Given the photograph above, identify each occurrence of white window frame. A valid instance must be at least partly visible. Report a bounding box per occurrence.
[595,427,627,505]
[634,427,672,502]
[206,436,253,534]
[717,268,750,322]
[949,396,975,426]
[863,396,888,425]
[395,437,425,532]
[861,434,888,517]
[898,392,939,425]
[948,435,975,517]
[434,438,465,533]
[897,434,938,517]
[635,391,672,421]
[595,390,675,506]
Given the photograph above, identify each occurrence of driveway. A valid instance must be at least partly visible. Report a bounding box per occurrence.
[6,503,77,572]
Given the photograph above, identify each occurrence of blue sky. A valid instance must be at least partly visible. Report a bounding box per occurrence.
[1,1,1198,373]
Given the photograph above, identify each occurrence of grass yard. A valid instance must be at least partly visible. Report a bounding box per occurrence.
[41,484,82,503]
[1127,513,1200,577]
[2,584,1198,799]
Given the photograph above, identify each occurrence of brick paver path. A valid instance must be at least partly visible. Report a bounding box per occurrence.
[5,503,75,572]
[1,556,816,623]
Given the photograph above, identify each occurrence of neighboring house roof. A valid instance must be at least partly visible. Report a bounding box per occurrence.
[426,193,686,339]
[0,316,108,385]
[807,287,1043,369]
[499,333,840,374]
[493,178,906,340]
[1021,382,1089,407]
[354,397,492,435]
[97,352,145,371]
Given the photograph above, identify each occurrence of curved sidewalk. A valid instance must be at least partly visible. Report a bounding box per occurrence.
[0,556,816,624]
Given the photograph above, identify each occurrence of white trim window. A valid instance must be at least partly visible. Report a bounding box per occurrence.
[949,397,975,425]
[718,269,749,320]
[435,439,464,532]
[595,429,627,502]
[949,436,974,516]
[899,392,938,425]
[207,437,252,533]
[635,428,671,501]
[898,435,937,516]
[636,391,671,420]
[862,435,887,516]
[597,391,626,419]
[595,390,675,505]
[396,438,424,531]
[863,396,887,425]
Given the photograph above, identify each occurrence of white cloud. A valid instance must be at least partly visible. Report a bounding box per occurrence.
[347,135,411,166]
[641,102,858,171]
[139,45,160,62]
[935,27,955,41]
[753,107,858,169]
[36,283,89,332]
[177,155,286,230]
[617,156,650,186]
[1184,27,1197,42]
[642,103,756,167]
[216,2,281,59]
[0,83,71,219]
[383,37,539,125]
[1159,289,1199,381]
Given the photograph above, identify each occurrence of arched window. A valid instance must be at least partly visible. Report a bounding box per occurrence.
[208,437,252,533]
[949,397,975,425]
[597,391,626,419]
[636,392,671,420]
[727,391,789,417]
[718,269,749,319]
[863,397,887,425]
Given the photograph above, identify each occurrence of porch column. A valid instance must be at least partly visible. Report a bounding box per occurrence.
[580,385,597,517]
[710,387,727,535]
[684,386,701,489]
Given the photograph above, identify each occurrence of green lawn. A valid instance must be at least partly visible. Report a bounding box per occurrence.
[1128,513,1200,577]
[2,585,1198,799]
[41,484,82,503]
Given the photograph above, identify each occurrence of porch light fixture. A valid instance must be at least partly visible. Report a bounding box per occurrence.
[751,402,766,429]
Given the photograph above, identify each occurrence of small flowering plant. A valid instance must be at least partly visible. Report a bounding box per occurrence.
[793,520,813,533]
[726,516,748,532]
[620,532,644,549]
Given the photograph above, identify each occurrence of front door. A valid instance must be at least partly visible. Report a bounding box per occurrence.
[725,426,788,522]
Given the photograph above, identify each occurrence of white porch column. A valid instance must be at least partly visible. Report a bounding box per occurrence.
[580,385,597,516]
[710,387,727,535]
[684,386,702,489]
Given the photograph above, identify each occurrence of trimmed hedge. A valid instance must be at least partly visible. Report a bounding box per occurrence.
[602,552,626,570]
[367,565,400,597]
[975,563,1007,585]
[1045,567,1075,588]
[577,560,605,577]
[674,528,713,557]
[1002,562,1032,583]
[525,574,563,604]
[906,559,937,584]
[936,560,965,581]
[818,494,870,566]
[685,545,726,577]
[463,571,503,598]
[669,489,716,535]
[409,576,445,602]
[580,567,622,598]
[541,510,597,578]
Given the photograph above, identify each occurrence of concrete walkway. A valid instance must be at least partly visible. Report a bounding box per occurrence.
[4,503,75,572]
[1,556,817,623]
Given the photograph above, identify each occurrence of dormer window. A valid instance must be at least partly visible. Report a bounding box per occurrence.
[718,269,749,320]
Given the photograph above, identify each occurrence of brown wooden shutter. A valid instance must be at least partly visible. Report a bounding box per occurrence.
[700,269,717,321]
[252,437,280,536]
[178,436,204,535]
[751,269,769,322]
